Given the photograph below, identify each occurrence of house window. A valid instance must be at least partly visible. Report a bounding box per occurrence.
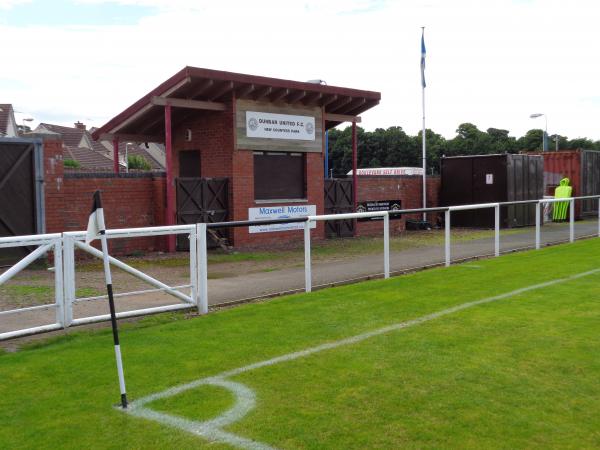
[254,152,305,200]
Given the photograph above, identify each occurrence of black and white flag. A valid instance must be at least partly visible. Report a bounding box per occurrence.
[86,190,106,244]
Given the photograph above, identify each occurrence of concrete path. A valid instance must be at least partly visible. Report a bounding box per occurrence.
[2,220,597,338]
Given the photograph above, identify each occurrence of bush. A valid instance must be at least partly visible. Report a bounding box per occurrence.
[127,154,151,170]
[64,159,80,168]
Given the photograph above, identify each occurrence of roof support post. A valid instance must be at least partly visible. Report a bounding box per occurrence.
[112,137,119,174]
[164,104,176,252]
[352,120,358,212]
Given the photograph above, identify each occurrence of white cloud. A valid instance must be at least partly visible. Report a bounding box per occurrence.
[2,0,600,140]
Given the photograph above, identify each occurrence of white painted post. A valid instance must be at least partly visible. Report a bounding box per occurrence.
[197,223,208,314]
[569,198,575,243]
[383,213,390,279]
[444,209,451,267]
[494,204,500,257]
[597,199,600,237]
[189,227,198,309]
[62,235,75,326]
[304,220,312,292]
[53,239,64,328]
[535,202,541,250]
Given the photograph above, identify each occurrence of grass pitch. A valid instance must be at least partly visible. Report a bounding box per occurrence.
[2,239,600,449]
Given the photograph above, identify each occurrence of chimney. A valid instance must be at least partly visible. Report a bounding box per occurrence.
[74,121,86,130]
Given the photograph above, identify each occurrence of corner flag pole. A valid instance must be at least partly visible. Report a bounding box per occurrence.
[421,26,427,221]
[86,190,128,409]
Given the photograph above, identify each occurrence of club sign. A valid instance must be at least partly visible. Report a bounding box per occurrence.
[246,111,315,141]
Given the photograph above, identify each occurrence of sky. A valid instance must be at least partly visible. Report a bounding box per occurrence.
[1,0,599,141]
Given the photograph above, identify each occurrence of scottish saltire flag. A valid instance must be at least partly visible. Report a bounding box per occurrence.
[85,190,106,244]
[421,29,426,88]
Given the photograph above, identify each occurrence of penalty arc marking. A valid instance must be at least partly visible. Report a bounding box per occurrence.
[122,267,600,449]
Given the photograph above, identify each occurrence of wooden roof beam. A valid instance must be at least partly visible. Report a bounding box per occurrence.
[236,83,256,98]
[337,97,367,115]
[303,92,322,106]
[253,86,273,101]
[320,94,338,108]
[99,132,164,143]
[208,81,234,101]
[151,96,226,111]
[327,96,353,113]
[187,79,214,99]
[270,88,289,103]
[287,90,307,104]
[346,98,380,115]
[324,113,361,123]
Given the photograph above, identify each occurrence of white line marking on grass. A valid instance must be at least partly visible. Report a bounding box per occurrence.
[124,268,600,449]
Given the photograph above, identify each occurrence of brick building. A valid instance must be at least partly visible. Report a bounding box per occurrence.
[92,67,381,250]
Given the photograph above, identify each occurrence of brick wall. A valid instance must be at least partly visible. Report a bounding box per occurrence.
[40,136,167,255]
[230,150,325,248]
[356,175,441,236]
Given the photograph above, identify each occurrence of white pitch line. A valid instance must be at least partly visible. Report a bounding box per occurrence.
[123,267,600,449]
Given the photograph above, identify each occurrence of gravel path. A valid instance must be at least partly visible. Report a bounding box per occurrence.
[1,220,596,339]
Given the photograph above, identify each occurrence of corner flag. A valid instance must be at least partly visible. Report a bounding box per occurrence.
[86,190,128,409]
[421,28,426,88]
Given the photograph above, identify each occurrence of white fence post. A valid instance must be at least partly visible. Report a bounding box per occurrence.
[53,239,64,328]
[569,198,575,243]
[189,226,198,310]
[445,209,451,267]
[304,220,312,292]
[197,223,208,314]
[62,234,75,327]
[597,199,600,237]
[535,202,541,250]
[383,213,390,279]
[494,204,500,257]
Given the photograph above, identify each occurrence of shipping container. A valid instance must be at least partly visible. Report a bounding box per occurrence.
[441,154,543,228]
[533,149,600,218]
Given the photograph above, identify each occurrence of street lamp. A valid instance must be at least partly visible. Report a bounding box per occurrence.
[125,142,133,173]
[529,113,548,151]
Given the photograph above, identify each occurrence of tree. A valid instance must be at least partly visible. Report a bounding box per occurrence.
[127,155,151,170]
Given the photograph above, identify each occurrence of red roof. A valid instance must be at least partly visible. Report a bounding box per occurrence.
[92,66,381,141]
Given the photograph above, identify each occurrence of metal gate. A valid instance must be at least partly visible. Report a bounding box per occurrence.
[176,178,228,249]
[324,179,354,237]
[0,138,44,266]
[581,150,600,215]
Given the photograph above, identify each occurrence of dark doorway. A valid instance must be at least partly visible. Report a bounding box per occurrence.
[324,179,354,237]
[0,140,40,265]
[176,177,229,250]
[178,150,201,177]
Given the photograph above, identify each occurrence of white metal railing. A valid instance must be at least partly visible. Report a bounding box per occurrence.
[0,233,63,340]
[1,195,600,340]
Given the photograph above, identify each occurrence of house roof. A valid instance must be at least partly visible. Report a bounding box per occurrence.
[37,122,164,171]
[92,66,381,141]
[38,123,87,148]
[64,146,114,170]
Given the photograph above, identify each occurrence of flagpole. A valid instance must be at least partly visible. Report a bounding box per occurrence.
[90,190,128,409]
[99,230,128,409]
[421,26,427,222]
